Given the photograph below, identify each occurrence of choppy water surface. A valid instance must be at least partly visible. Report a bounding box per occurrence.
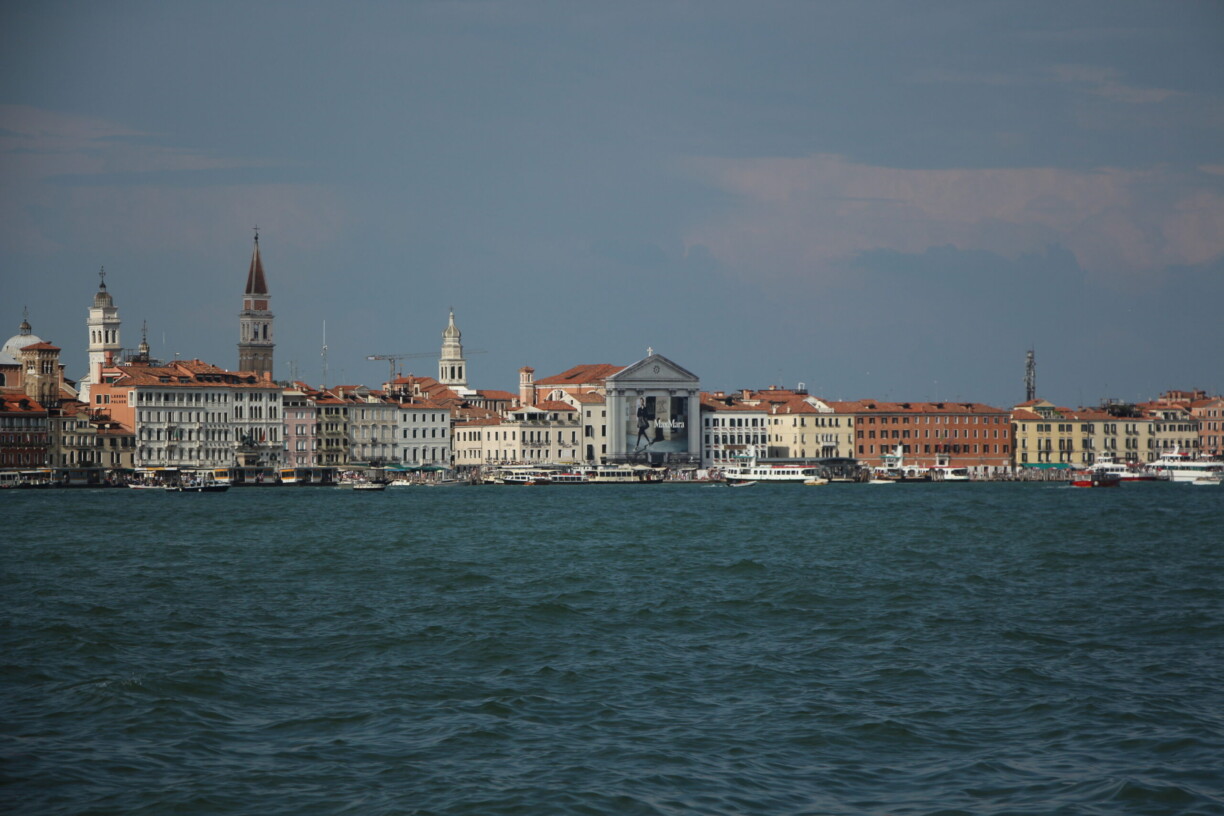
[3,482,1222,815]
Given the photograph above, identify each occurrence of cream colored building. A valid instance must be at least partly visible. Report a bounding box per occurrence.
[452,403,580,468]
[1141,402,1200,457]
[1011,400,1153,468]
[527,364,622,464]
[700,393,769,467]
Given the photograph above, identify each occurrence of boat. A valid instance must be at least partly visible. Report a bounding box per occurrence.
[549,471,589,485]
[573,465,667,484]
[1144,450,1224,484]
[1090,455,1160,482]
[337,471,390,490]
[491,467,553,485]
[128,467,178,489]
[929,466,970,482]
[167,482,229,493]
[1070,469,1121,488]
[1191,474,1224,486]
[166,471,229,492]
[803,477,829,486]
[727,480,757,487]
[871,446,931,482]
[720,459,824,484]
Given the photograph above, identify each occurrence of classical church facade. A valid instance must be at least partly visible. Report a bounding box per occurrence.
[604,350,702,466]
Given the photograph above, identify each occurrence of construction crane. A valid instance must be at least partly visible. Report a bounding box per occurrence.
[367,350,487,383]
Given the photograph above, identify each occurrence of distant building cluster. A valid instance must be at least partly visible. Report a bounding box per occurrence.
[2,236,1222,479]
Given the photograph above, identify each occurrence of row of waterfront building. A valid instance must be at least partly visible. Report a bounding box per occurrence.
[3,237,1221,478]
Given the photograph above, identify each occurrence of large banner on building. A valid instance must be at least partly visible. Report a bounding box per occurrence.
[628,394,690,454]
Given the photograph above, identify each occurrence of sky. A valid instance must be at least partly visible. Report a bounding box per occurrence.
[2,0,1222,408]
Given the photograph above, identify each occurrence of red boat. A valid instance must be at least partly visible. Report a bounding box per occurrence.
[1071,469,1121,488]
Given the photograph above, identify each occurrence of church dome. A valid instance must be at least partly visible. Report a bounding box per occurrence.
[0,317,44,366]
[93,286,114,307]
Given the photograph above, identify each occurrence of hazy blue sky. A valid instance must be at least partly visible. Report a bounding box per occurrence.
[3,1,1222,407]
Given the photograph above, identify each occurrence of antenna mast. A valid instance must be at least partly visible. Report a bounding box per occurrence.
[1025,348,1036,402]
[321,321,329,388]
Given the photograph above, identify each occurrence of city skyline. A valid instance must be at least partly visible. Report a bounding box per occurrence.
[3,2,1223,406]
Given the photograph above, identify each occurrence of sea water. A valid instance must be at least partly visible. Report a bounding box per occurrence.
[2,482,1222,815]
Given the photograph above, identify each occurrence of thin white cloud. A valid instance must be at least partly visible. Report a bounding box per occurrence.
[1048,64,1183,105]
[683,154,1224,284]
[0,106,345,254]
[0,105,249,182]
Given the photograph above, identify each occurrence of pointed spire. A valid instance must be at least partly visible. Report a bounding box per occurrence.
[245,230,268,296]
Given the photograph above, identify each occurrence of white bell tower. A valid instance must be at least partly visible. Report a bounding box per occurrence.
[84,267,121,400]
[438,308,467,389]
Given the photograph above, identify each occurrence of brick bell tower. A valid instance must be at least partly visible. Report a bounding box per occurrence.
[237,229,274,379]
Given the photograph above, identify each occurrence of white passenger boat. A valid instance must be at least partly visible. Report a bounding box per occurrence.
[574,465,666,484]
[721,460,824,484]
[1144,450,1223,484]
[549,472,589,485]
[492,467,553,485]
[929,466,970,482]
[871,446,931,482]
[1090,455,1160,482]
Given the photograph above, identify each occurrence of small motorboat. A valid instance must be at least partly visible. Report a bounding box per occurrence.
[1070,469,1121,488]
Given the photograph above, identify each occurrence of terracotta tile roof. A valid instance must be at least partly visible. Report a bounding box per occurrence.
[106,359,276,389]
[535,363,625,386]
[396,399,448,411]
[1,393,46,412]
[700,394,767,412]
[850,400,1007,415]
[570,392,606,404]
[823,400,868,412]
[20,341,61,352]
[473,389,518,401]
[536,400,577,412]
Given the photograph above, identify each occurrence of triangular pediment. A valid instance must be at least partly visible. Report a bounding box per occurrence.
[606,353,699,386]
